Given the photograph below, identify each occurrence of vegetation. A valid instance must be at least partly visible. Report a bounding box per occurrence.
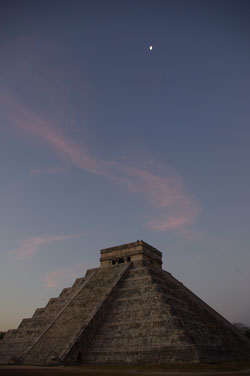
[234,322,250,339]
[0,332,5,340]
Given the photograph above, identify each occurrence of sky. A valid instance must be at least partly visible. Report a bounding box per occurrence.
[0,0,250,331]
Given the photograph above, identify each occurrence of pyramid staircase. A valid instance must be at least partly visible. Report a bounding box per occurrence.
[0,241,250,365]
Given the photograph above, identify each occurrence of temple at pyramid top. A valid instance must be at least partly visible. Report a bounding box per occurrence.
[100,240,162,268]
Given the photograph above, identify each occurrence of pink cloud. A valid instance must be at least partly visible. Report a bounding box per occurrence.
[0,92,199,233]
[112,164,183,207]
[8,233,84,260]
[148,213,196,231]
[42,265,85,288]
[104,162,199,231]
[0,92,103,176]
[30,166,68,175]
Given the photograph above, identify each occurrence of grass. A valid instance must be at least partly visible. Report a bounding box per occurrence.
[0,361,250,376]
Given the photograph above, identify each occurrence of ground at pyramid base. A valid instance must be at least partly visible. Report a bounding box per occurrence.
[0,240,250,366]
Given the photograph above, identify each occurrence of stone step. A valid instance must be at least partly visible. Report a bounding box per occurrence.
[94,318,173,330]
[85,268,99,278]
[33,308,45,318]
[117,285,159,299]
[15,318,48,333]
[93,314,182,334]
[59,287,72,298]
[2,330,17,339]
[93,325,185,340]
[126,268,152,277]
[120,275,153,288]
[113,294,163,308]
[100,308,173,323]
[71,277,85,288]
[83,344,197,364]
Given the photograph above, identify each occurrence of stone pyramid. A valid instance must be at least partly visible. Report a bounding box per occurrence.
[0,241,250,365]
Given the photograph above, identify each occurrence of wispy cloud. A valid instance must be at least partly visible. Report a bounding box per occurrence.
[30,166,68,175]
[42,265,85,288]
[103,163,199,231]
[0,92,199,233]
[0,92,103,175]
[8,233,84,260]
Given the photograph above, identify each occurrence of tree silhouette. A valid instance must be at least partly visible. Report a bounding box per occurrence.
[234,322,250,339]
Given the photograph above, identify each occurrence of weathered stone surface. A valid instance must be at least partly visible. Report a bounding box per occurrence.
[0,240,250,365]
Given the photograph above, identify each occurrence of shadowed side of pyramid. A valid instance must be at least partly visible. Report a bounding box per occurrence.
[0,241,250,365]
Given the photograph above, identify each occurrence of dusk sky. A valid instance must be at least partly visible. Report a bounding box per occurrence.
[0,0,250,331]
